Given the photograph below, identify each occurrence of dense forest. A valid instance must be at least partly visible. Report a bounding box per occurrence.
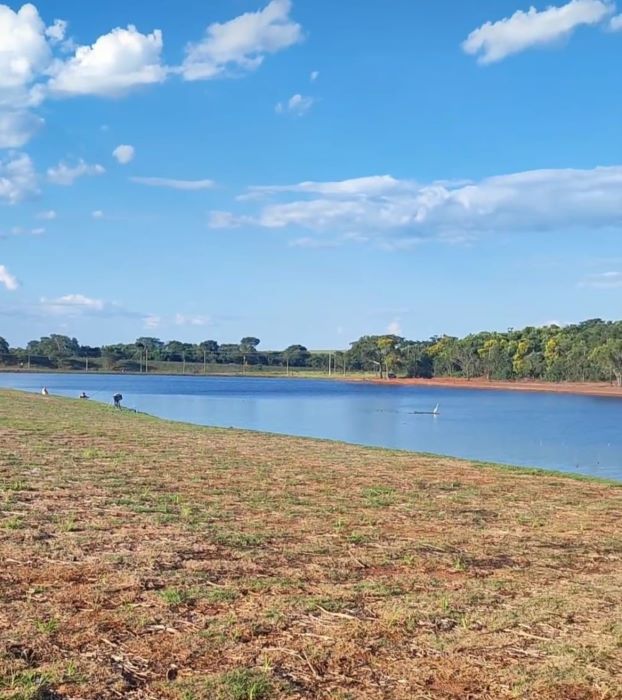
[0,319,621,385]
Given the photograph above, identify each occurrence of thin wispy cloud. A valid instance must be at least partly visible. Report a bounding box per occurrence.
[175,313,211,327]
[0,264,19,291]
[580,271,622,289]
[0,153,38,203]
[131,176,215,190]
[463,0,614,64]
[37,210,57,220]
[275,93,315,116]
[0,111,44,149]
[210,166,622,245]
[181,0,303,81]
[47,159,105,185]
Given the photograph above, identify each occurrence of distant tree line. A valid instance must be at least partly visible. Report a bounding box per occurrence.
[0,319,621,384]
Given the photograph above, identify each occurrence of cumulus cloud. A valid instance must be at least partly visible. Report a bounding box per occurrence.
[0,152,38,203]
[37,209,56,220]
[131,176,215,190]
[275,93,315,116]
[0,111,44,148]
[47,25,166,97]
[112,144,135,164]
[580,271,622,288]
[463,0,614,64]
[610,12,622,29]
[47,159,105,185]
[0,4,51,100]
[181,0,303,80]
[45,18,68,43]
[0,264,19,291]
[209,166,622,245]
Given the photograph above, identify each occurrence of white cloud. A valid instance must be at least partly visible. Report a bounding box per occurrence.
[0,152,38,203]
[3,226,45,237]
[175,313,210,326]
[47,159,105,185]
[40,293,105,314]
[0,4,51,100]
[0,110,43,148]
[289,237,339,249]
[47,25,166,97]
[247,175,407,198]
[275,93,314,116]
[387,320,402,335]
[37,209,56,220]
[310,70,319,82]
[131,176,215,190]
[181,0,303,81]
[580,271,622,288]
[210,166,622,244]
[92,210,104,219]
[45,18,68,43]
[463,0,614,64]
[0,264,19,291]
[144,314,161,329]
[112,144,135,164]
[610,12,622,29]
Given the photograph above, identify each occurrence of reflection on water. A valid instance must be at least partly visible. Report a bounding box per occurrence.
[2,373,621,480]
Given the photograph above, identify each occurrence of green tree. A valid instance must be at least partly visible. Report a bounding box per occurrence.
[590,340,622,386]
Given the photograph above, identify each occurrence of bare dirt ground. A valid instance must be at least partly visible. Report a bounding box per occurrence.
[1,390,621,699]
[365,377,622,398]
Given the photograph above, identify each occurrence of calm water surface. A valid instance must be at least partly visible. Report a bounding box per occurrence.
[2,373,621,480]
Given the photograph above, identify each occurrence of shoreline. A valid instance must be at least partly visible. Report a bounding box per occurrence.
[3,366,622,398]
[361,376,622,398]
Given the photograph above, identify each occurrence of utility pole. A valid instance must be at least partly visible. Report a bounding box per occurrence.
[203,348,207,375]
[182,352,186,375]
[85,356,89,372]
[145,349,148,374]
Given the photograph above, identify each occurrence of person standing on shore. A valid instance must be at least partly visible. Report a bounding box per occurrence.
[113,393,123,408]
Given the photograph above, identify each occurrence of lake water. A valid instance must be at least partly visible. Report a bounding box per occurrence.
[1,373,621,481]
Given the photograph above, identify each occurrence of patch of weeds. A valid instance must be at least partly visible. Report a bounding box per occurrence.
[35,618,59,635]
[452,554,470,572]
[3,515,25,529]
[58,516,78,532]
[204,587,239,604]
[363,486,396,508]
[347,532,368,545]
[213,529,265,549]
[205,668,273,700]
[159,588,192,606]
[4,479,26,491]
[0,669,57,699]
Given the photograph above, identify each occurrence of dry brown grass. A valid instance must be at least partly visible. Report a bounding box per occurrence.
[0,390,621,699]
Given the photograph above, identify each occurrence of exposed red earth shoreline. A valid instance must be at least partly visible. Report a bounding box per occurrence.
[359,376,622,398]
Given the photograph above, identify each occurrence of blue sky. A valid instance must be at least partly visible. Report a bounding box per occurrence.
[0,0,621,349]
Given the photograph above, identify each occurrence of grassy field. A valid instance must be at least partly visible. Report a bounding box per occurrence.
[1,391,621,700]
